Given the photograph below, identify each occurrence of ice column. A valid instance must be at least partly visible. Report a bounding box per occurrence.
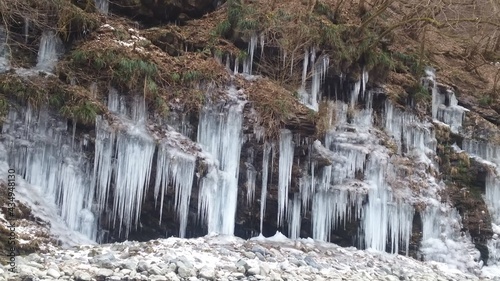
[0,25,9,73]
[36,30,61,72]
[362,151,414,254]
[197,89,245,235]
[288,194,301,239]
[154,145,196,237]
[259,142,271,233]
[278,129,294,226]
[298,48,329,111]
[94,0,109,14]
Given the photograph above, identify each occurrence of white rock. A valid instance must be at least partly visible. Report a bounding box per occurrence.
[74,270,92,281]
[166,271,181,281]
[199,266,216,280]
[46,268,61,278]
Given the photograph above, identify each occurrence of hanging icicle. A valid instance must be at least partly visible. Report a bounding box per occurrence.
[277,129,294,226]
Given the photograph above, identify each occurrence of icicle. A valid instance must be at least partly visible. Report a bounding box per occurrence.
[277,129,294,226]
[288,194,301,239]
[2,106,97,240]
[197,87,245,234]
[361,151,414,254]
[36,30,62,72]
[0,25,10,73]
[154,145,196,237]
[92,116,115,213]
[260,142,271,233]
[24,18,29,44]
[246,34,258,75]
[234,57,239,74]
[301,50,309,88]
[259,33,265,57]
[245,164,257,205]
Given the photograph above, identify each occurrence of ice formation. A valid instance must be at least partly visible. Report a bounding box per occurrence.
[259,142,271,233]
[94,0,109,14]
[36,30,62,72]
[154,144,196,237]
[1,105,97,240]
[197,87,245,235]
[298,48,329,111]
[426,67,468,133]
[461,139,500,266]
[277,129,294,226]
[242,35,258,75]
[0,25,9,73]
[420,205,481,272]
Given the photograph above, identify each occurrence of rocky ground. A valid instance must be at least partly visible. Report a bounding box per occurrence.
[1,232,497,281]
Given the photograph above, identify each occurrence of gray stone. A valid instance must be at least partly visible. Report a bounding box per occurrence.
[46,268,61,278]
[235,259,250,270]
[166,271,181,281]
[92,253,116,269]
[243,252,256,259]
[251,245,268,256]
[198,266,215,280]
[148,264,163,275]
[97,268,114,277]
[178,264,197,278]
[255,252,265,261]
[304,256,322,269]
[137,261,150,272]
[74,270,92,281]
[150,275,167,281]
[247,267,260,276]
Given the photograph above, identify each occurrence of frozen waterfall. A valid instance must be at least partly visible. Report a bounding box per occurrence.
[1,105,97,240]
[36,30,62,72]
[0,25,10,73]
[197,87,245,235]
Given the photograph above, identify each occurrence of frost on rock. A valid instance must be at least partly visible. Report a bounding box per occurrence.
[1,105,97,240]
[197,86,245,235]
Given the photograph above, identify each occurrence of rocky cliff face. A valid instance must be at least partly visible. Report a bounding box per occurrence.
[0,0,500,277]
